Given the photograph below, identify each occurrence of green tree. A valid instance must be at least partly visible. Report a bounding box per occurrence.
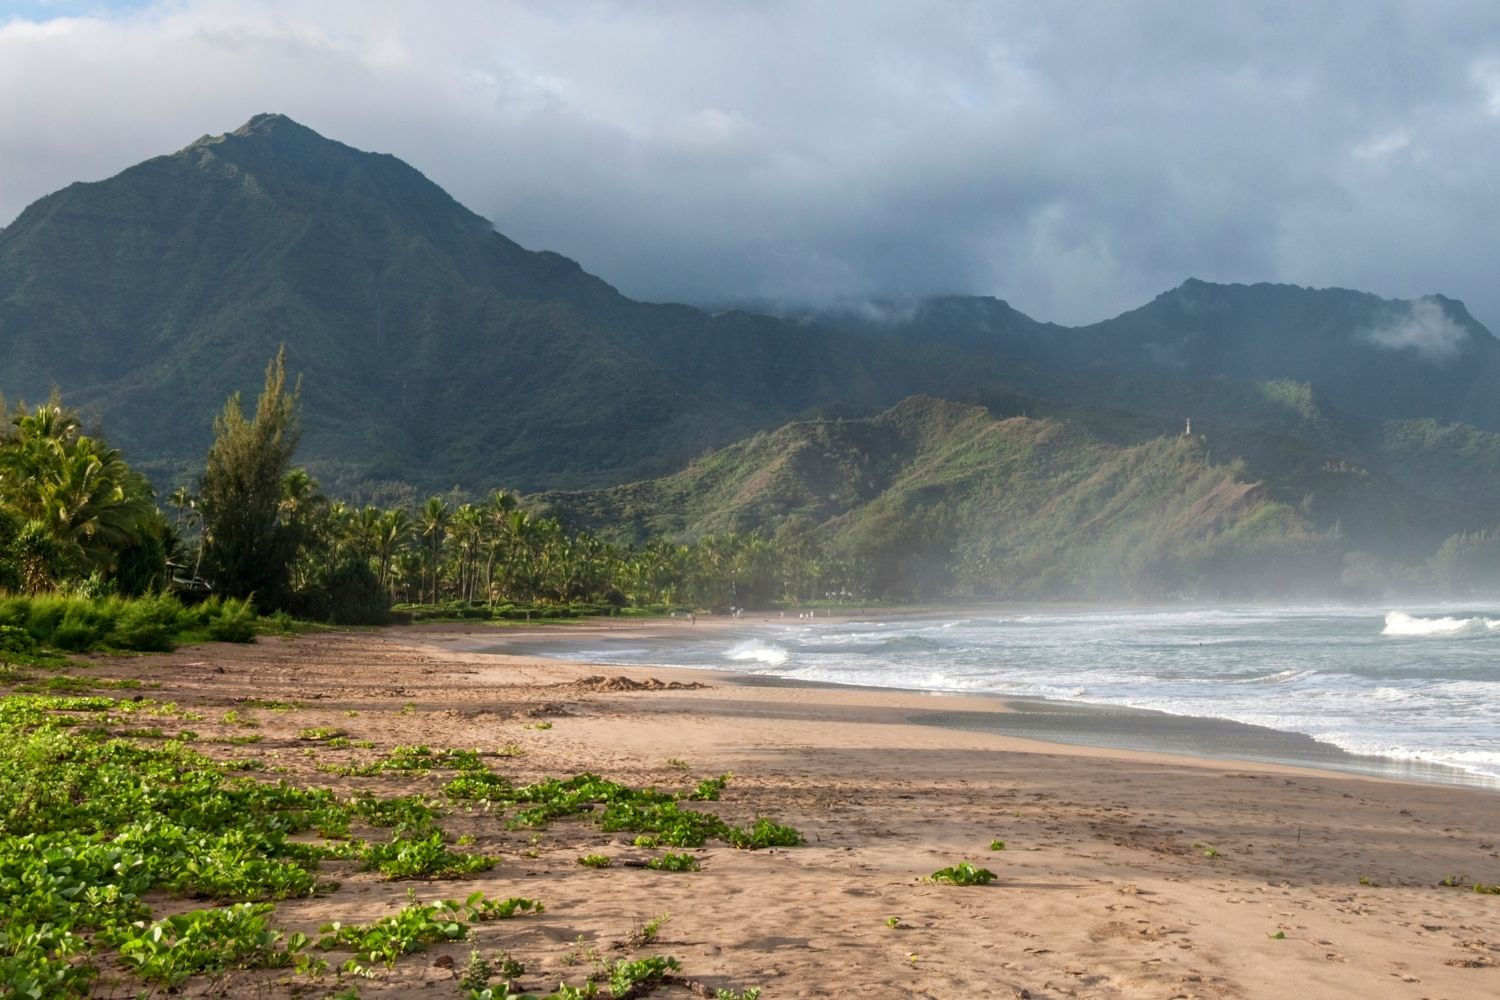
[0,396,162,589]
[199,349,302,605]
[418,496,450,603]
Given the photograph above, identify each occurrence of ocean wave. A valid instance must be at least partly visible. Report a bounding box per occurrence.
[868,635,945,653]
[1308,734,1500,781]
[796,635,946,656]
[1235,668,1304,684]
[724,640,790,666]
[1382,610,1500,638]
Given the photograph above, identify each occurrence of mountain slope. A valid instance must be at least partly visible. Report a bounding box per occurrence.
[809,280,1500,431]
[4,113,1499,519]
[539,392,1500,597]
[0,114,1006,493]
[539,396,1333,598]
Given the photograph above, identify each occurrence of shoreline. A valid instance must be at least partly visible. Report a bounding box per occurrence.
[56,623,1500,998]
[465,618,1500,792]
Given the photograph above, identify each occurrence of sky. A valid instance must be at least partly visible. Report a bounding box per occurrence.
[3,1,1500,327]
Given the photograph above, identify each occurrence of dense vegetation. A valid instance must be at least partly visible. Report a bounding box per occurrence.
[538,394,1500,600]
[0,361,846,621]
[8,369,1500,618]
[0,396,166,597]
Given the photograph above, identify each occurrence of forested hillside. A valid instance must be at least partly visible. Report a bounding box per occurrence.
[538,394,1500,599]
[0,115,1007,494]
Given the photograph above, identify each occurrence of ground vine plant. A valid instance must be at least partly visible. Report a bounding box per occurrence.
[0,692,798,996]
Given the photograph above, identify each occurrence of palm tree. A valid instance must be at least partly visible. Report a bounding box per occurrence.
[373,508,411,598]
[481,490,517,605]
[0,402,159,580]
[419,496,450,604]
[500,507,534,601]
[450,503,484,602]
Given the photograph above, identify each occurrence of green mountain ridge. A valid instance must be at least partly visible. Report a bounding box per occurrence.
[537,391,1500,597]
[538,396,1329,598]
[804,279,1500,431]
[0,114,1011,494]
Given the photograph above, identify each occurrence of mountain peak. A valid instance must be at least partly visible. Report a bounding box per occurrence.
[181,113,329,158]
[234,112,301,136]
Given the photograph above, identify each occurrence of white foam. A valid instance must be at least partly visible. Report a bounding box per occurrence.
[724,640,790,666]
[1242,668,1302,684]
[1382,610,1500,637]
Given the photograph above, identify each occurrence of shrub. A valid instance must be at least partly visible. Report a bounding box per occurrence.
[208,597,258,643]
[109,594,185,652]
[325,558,390,626]
[0,623,36,655]
[52,603,109,651]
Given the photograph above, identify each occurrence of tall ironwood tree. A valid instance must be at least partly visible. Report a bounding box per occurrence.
[199,348,302,605]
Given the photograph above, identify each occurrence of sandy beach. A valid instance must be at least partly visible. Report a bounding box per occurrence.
[79,619,1500,999]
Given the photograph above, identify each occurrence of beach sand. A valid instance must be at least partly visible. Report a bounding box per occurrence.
[80,620,1500,998]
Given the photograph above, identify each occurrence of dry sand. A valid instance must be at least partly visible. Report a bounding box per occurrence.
[79,620,1500,999]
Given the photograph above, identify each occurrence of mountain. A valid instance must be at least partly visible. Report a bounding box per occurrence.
[537,396,1330,599]
[807,280,1500,431]
[3,110,1499,551]
[0,114,1007,494]
[536,393,1500,598]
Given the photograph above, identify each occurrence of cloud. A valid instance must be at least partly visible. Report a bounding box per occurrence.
[2,2,1500,328]
[1362,299,1470,361]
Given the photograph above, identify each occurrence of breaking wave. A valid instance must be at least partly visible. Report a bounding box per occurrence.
[724,640,790,666]
[1382,611,1500,638]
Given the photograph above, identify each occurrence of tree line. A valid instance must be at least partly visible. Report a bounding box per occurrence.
[2,352,851,619]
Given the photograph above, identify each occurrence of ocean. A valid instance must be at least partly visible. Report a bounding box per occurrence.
[500,605,1500,786]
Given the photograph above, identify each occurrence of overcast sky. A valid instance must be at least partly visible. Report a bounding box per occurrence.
[3,1,1500,327]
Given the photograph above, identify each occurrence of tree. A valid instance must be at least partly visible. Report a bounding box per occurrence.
[372,508,411,598]
[0,396,162,589]
[418,496,450,603]
[199,348,302,605]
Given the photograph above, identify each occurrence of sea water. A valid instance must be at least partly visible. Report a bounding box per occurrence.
[525,605,1500,783]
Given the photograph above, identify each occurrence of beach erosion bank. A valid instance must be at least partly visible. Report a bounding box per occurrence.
[98,622,1500,998]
